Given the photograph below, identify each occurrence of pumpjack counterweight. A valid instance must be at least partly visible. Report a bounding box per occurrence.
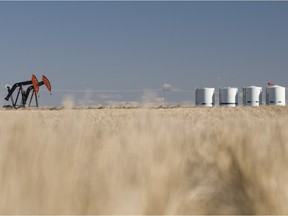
[4,74,51,109]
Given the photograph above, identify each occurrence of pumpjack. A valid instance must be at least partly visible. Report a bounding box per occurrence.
[4,74,51,108]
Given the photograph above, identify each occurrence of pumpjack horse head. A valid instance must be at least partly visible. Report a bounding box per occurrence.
[4,74,51,109]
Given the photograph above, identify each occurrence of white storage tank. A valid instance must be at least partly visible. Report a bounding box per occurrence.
[266,85,285,106]
[195,87,215,107]
[219,87,238,107]
[243,86,262,106]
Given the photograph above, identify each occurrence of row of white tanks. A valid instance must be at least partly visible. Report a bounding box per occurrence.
[195,85,286,107]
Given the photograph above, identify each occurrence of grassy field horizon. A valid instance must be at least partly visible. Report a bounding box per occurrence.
[0,106,288,214]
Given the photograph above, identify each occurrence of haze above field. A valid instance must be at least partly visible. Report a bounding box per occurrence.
[0,1,287,106]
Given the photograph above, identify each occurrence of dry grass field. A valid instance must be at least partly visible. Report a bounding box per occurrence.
[0,106,288,214]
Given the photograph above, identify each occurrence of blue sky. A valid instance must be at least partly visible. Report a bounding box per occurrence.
[0,1,288,106]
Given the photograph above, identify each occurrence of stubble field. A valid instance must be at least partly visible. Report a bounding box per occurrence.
[0,106,288,214]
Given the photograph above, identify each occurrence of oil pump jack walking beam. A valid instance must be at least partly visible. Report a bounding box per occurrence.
[4,74,51,109]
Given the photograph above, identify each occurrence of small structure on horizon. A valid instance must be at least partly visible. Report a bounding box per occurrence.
[4,74,51,109]
[266,84,285,106]
[219,87,238,107]
[243,86,262,106]
[195,87,215,107]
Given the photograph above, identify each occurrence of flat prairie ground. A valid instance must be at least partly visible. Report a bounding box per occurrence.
[0,106,288,214]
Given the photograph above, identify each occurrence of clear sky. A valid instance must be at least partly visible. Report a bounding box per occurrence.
[0,1,288,106]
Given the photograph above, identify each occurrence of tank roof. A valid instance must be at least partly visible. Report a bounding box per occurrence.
[245,86,262,88]
[267,85,285,88]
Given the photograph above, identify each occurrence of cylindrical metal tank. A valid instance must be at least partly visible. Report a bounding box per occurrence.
[243,86,262,106]
[266,85,285,106]
[195,87,215,107]
[219,87,238,107]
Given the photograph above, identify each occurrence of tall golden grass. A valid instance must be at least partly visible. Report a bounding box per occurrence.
[0,106,288,214]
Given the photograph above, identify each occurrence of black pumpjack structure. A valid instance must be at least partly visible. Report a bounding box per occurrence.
[4,74,51,109]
